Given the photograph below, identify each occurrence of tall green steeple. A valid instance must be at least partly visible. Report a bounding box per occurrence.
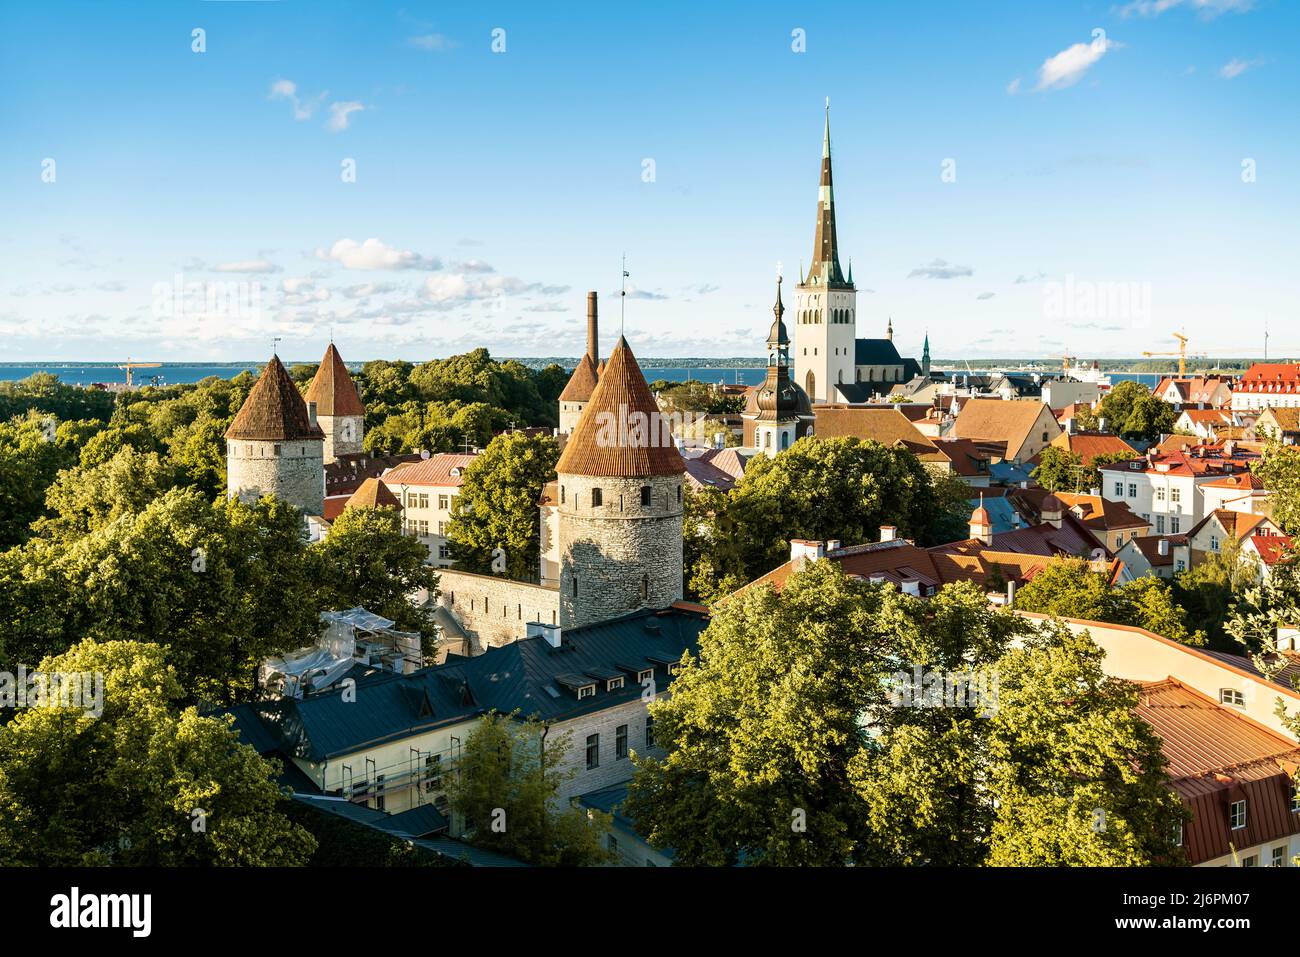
[922,332,931,377]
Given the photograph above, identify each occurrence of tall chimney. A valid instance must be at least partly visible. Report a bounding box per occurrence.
[586,291,599,365]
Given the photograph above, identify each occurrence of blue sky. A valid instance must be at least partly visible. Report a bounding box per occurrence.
[1,0,1296,363]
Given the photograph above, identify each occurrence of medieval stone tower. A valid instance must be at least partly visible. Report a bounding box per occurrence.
[558,292,601,435]
[554,335,685,630]
[305,342,365,463]
[794,103,857,404]
[225,354,326,516]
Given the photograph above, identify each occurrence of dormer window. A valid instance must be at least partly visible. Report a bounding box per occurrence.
[1219,688,1245,707]
[577,684,596,700]
[637,668,654,684]
[1230,799,1247,829]
[606,677,624,692]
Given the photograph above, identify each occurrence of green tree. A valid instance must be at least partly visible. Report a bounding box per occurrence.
[0,413,86,547]
[1174,537,1259,650]
[37,445,179,540]
[447,431,560,581]
[445,711,614,866]
[1014,558,1204,645]
[0,639,317,865]
[1031,446,1085,493]
[628,560,1183,865]
[309,504,439,637]
[0,489,320,703]
[1254,443,1300,535]
[1098,381,1175,442]
[983,621,1186,865]
[685,437,961,603]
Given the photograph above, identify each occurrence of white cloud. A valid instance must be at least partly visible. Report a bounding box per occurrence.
[408,33,455,52]
[326,101,365,132]
[268,79,326,121]
[1036,35,1119,91]
[314,238,440,271]
[908,258,973,280]
[1219,57,1259,79]
[215,260,281,274]
[1115,0,1253,19]
[1006,77,1021,95]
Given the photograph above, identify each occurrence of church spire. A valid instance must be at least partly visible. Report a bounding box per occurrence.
[808,99,848,288]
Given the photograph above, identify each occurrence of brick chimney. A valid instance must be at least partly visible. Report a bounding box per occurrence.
[586,291,599,365]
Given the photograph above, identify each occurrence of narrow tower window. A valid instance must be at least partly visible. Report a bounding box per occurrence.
[592,488,603,507]
[640,485,651,506]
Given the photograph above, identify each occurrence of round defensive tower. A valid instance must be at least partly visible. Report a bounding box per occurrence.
[555,335,685,629]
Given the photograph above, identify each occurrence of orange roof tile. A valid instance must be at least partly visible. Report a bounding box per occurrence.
[345,476,401,511]
[305,343,365,417]
[558,353,599,402]
[384,453,478,487]
[555,336,685,478]
[225,355,325,442]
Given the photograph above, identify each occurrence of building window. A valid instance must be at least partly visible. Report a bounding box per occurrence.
[1128,484,1137,498]
[1229,799,1247,829]
[609,834,619,854]
[577,684,595,700]
[1291,786,1300,814]
[637,668,653,684]
[561,485,565,504]
[1241,854,1257,867]
[1155,488,1165,502]
[676,484,682,503]
[606,676,624,691]
[438,544,451,560]
[645,716,655,749]
[1171,488,1181,504]
[1174,822,1183,847]
[350,779,368,806]
[640,574,649,602]
[438,494,450,510]
[437,521,447,536]
[640,485,651,507]
[1114,482,1123,496]
[592,488,603,507]
[1272,845,1287,867]
[1156,516,1165,534]
[585,733,599,769]
[616,724,628,760]
[1220,688,1245,707]
[1171,517,1180,534]
[572,576,579,597]
[375,774,385,811]
[425,754,442,792]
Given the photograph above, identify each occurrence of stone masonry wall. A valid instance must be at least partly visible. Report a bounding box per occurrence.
[226,438,325,516]
[557,473,684,630]
[552,695,667,803]
[319,413,364,464]
[438,569,560,652]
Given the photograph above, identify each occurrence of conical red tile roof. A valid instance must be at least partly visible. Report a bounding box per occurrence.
[306,343,365,416]
[558,352,599,402]
[555,336,684,478]
[345,477,401,511]
[225,355,325,441]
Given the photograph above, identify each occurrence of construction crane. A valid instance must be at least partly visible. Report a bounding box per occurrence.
[117,358,162,388]
[1141,333,1205,378]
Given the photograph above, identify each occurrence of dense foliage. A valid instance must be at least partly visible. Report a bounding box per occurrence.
[625,562,1184,865]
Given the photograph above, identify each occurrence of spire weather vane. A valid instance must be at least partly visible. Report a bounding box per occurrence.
[620,254,629,336]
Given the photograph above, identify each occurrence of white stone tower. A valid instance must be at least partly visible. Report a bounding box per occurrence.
[554,336,685,630]
[794,102,857,404]
[305,342,365,463]
[225,354,326,516]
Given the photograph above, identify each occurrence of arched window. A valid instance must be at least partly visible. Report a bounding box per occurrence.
[838,369,844,384]
[781,431,790,449]
[806,371,815,399]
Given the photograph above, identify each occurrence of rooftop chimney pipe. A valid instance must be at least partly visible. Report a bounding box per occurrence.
[586,291,599,365]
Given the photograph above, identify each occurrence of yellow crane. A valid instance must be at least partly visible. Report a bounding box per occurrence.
[117,358,162,388]
[1141,333,1205,377]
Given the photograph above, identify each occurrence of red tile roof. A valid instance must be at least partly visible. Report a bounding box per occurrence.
[1237,363,1300,395]
[345,477,402,511]
[305,343,365,417]
[555,336,685,478]
[1134,678,1300,865]
[1249,534,1295,567]
[1050,431,1138,466]
[558,353,599,402]
[225,355,325,442]
[384,453,479,488]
